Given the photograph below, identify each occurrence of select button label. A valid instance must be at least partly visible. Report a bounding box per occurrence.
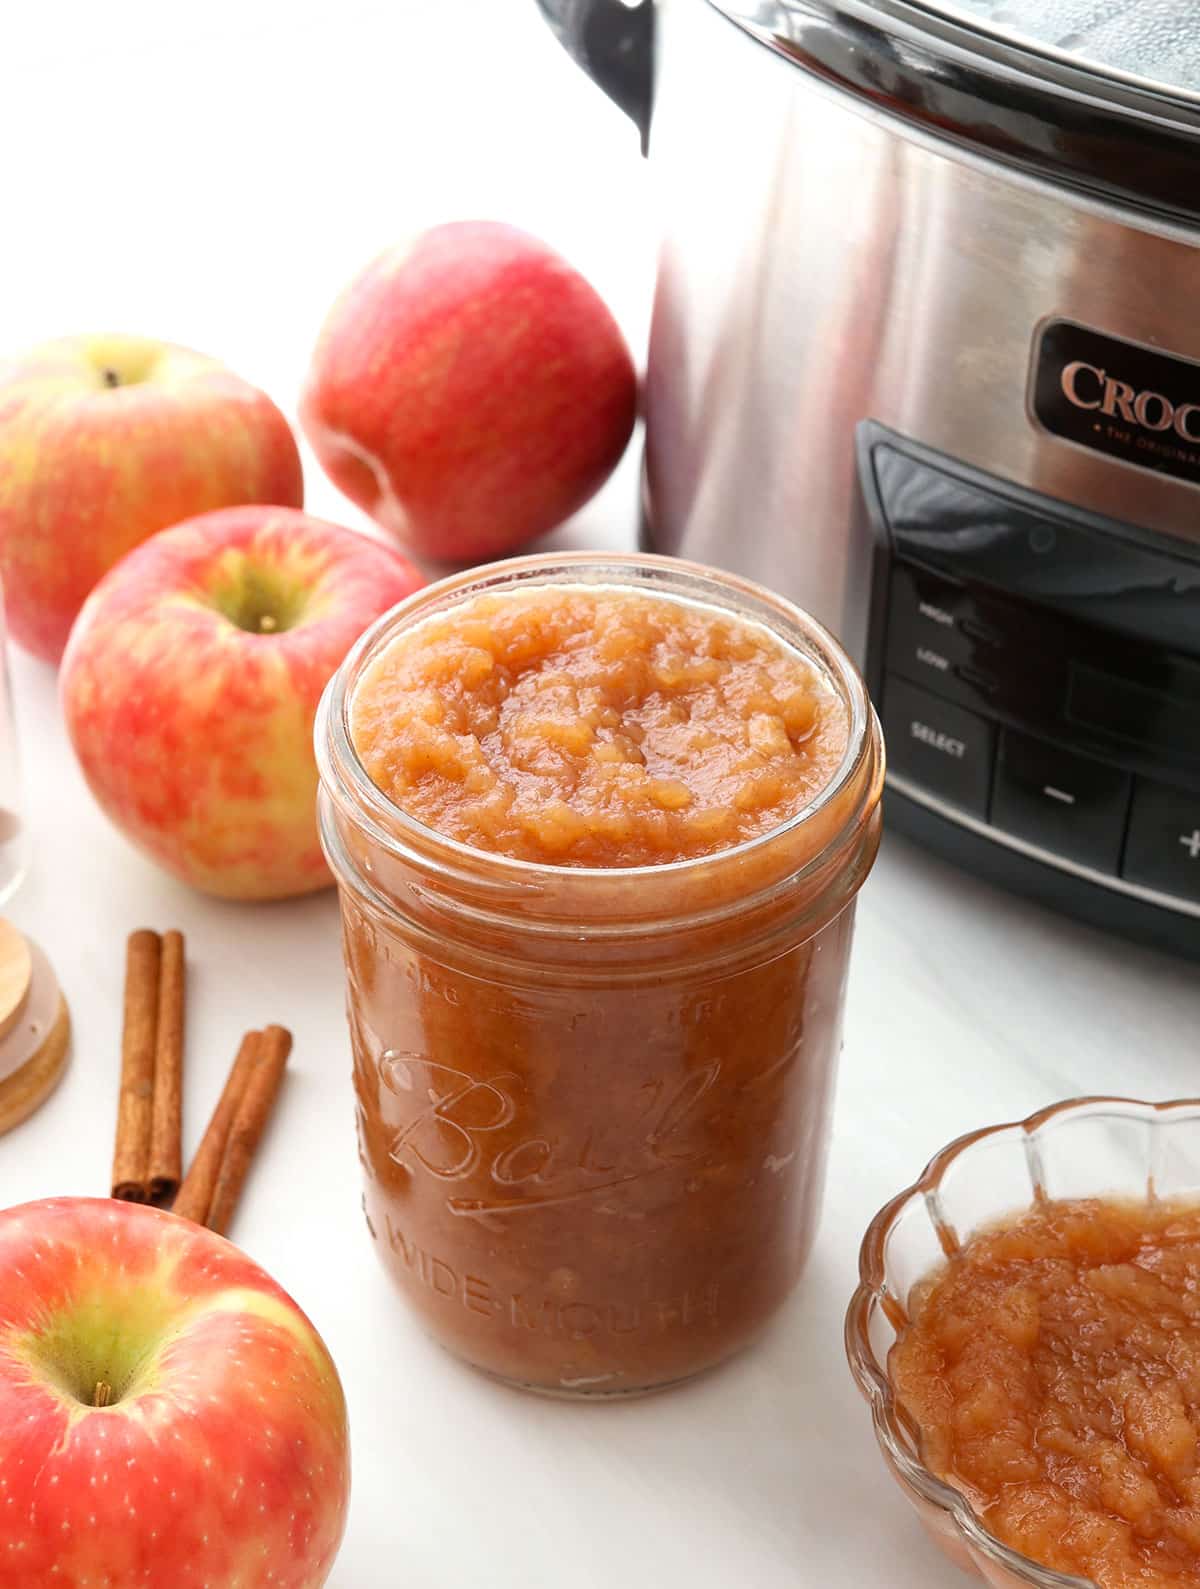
[882,676,994,818]
[911,720,966,757]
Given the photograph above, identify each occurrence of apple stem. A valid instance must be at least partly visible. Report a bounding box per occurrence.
[102,368,120,389]
[93,1380,113,1408]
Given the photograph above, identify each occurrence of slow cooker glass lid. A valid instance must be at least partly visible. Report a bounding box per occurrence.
[719,0,1200,99]
[712,0,1200,223]
[935,0,1200,98]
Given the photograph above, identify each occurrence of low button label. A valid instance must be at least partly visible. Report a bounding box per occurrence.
[915,646,951,673]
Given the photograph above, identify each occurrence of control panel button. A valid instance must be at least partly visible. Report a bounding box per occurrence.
[991,730,1131,874]
[1122,777,1200,904]
[881,676,994,818]
[884,567,973,700]
[884,564,1013,712]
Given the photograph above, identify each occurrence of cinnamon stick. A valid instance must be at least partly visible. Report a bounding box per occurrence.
[206,1024,292,1236]
[149,930,186,1205]
[173,1030,262,1226]
[112,930,161,1201]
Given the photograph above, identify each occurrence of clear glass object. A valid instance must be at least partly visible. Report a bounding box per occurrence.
[846,1095,1200,1589]
[720,0,1200,96]
[318,552,884,1397]
[0,585,29,908]
[925,0,1200,95]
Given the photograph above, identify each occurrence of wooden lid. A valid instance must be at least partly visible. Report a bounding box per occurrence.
[0,924,70,1134]
[0,996,70,1137]
[0,919,32,1044]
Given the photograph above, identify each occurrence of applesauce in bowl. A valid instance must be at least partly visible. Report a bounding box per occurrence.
[848,1097,1200,1589]
[318,552,883,1397]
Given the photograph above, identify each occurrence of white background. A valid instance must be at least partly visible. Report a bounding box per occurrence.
[2,3,1198,1586]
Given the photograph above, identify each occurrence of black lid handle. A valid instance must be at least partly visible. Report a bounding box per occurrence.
[535,0,655,152]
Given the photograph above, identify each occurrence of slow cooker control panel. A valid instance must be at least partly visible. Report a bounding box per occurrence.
[859,426,1200,931]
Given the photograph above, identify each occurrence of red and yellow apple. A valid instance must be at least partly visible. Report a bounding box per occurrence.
[60,505,423,900]
[300,220,638,563]
[0,1197,349,1588]
[0,334,304,661]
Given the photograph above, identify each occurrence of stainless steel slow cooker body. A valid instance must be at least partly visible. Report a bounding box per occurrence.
[538,0,1200,958]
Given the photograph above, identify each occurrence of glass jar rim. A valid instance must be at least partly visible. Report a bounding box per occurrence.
[317,550,877,895]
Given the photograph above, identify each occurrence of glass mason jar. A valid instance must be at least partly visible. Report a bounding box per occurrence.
[317,553,884,1397]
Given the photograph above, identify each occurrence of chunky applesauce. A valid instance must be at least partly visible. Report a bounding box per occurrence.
[322,561,882,1395]
[349,586,848,867]
[891,1197,1200,1588]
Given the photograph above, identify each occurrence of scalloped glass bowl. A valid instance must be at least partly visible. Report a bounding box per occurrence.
[845,1096,1200,1589]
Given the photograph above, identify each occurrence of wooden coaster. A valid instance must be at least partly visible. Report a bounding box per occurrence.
[0,926,70,1136]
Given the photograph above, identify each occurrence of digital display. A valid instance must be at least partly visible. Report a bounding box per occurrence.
[1068,662,1200,763]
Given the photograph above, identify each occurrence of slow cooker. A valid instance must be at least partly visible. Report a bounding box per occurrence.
[538,0,1200,958]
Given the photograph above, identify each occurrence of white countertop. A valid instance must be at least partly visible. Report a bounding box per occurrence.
[4,3,1199,1585]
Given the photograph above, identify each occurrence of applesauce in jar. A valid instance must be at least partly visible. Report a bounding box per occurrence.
[317,554,882,1396]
